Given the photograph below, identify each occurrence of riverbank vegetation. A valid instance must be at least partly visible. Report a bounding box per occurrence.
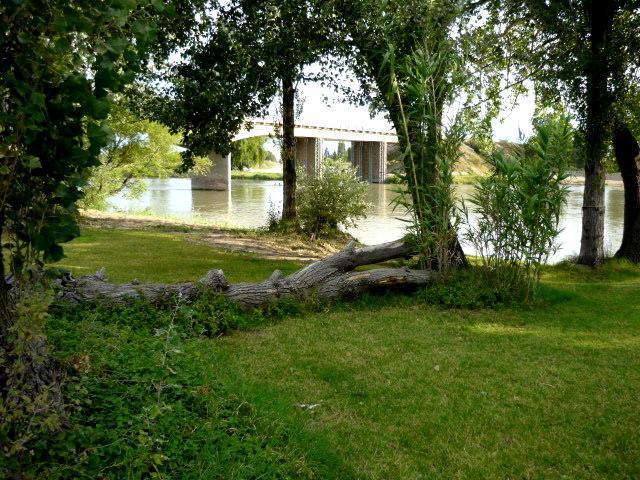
[230,137,276,170]
[231,170,283,181]
[296,160,370,238]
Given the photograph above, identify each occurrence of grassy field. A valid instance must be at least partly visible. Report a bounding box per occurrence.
[38,227,640,478]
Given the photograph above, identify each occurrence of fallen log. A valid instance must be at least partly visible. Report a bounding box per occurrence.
[55,240,435,307]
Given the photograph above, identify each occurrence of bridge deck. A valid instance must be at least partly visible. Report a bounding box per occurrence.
[235,120,398,143]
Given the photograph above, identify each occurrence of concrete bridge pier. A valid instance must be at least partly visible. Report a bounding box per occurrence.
[350,141,387,183]
[295,137,323,176]
[191,152,231,190]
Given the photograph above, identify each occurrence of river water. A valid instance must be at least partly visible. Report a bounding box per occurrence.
[107,178,626,263]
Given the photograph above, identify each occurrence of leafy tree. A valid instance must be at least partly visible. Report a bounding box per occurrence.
[82,100,185,209]
[326,141,348,162]
[1,0,171,294]
[334,0,495,267]
[0,0,191,459]
[497,0,640,265]
[231,137,271,170]
[156,0,340,222]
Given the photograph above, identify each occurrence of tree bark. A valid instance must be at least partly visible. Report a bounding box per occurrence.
[281,73,297,221]
[0,209,10,333]
[54,240,435,308]
[613,123,640,262]
[577,2,614,266]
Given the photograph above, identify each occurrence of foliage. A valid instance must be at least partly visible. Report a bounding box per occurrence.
[0,0,175,278]
[499,1,640,128]
[154,0,339,166]
[296,160,370,237]
[0,0,190,469]
[464,116,572,300]
[152,0,344,221]
[325,141,349,162]
[0,294,340,479]
[497,0,640,265]
[0,286,62,460]
[81,100,186,209]
[384,40,466,271]
[423,267,521,308]
[231,136,271,170]
[335,0,506,268]
[232,171,283,181]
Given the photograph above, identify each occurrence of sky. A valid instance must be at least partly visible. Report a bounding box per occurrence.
[262,66,536,158]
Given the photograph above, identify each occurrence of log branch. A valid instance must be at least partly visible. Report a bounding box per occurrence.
[55,240,432,307]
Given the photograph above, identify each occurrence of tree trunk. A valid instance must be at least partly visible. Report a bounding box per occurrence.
[281,73,297,221]
[577,2,613,266]
[613,123,640,262]
[0,211,63,414]
[384,90,467,270]
[0,210,11,339]
[54,240,435,308]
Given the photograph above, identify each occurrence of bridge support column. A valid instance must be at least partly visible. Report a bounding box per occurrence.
[191,152,231,190]
[350,141,387,183]
[295,137,323,176]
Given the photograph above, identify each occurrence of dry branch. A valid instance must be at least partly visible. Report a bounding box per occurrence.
[55,240,435,307]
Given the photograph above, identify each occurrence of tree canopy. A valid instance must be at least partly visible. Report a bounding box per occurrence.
[154,0,342,220]
[81,100,189,209]
[230,137,272,170]
[495,0,640,265]
[0,0,178,275]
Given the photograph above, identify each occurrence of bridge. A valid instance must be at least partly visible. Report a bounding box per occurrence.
[191,120,399,190]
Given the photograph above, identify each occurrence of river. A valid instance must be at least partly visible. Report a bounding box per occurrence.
[107,178,626,263]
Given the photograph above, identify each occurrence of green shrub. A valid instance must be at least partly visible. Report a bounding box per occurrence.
[464,115,572,300]
[51,291,283,339]
[423,267,521,308]
[3,294,336,479]
[0,286,64,464]
[296,159,370,238]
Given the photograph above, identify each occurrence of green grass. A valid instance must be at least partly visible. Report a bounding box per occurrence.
[211,277,640,479]
[57,227,302,283]
[36,227,640,478]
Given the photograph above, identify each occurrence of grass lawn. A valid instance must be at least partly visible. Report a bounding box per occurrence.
[57,227,303,283]
[42,227,640,478]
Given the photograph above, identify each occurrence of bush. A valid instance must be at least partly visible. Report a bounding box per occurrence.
[2,294,332,479]
[424,267,522,308]
[464,115,572,300]
[296,159,370,237]
[0,286,63,464]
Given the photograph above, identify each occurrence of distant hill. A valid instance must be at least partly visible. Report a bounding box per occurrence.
[456,141,524,177]
[387,141,523,179]
[455,144,488,176]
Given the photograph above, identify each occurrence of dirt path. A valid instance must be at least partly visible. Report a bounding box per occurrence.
[80,210,347,262]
